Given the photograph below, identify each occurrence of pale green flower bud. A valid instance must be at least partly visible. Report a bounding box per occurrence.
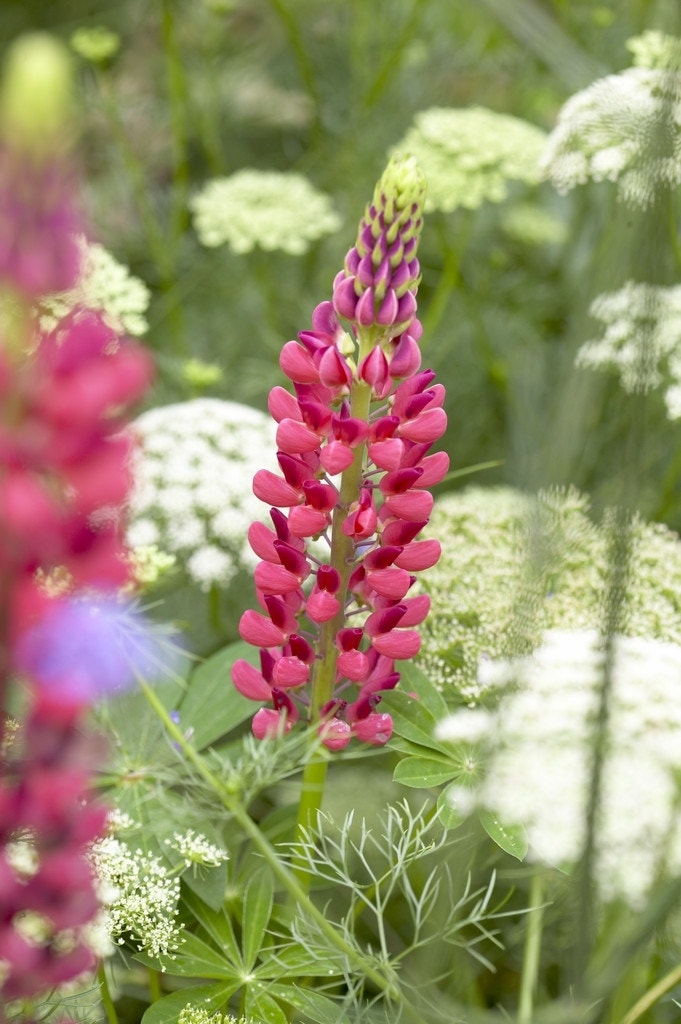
[0,34,74,155]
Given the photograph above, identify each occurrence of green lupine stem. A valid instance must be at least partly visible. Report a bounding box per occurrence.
[98,961,120,1024]
[292,327,377,884]
[148,968,163,1003]
[518,872,546,1024]
[139,680,400,1000]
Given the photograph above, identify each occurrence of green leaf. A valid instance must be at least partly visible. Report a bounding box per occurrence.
[241,867,274,971]
[257,945,345,979]
[140,982,238,1024]
[397,660,450,720]
[167,931,237,978]
[380,690,450,755]
[181,887,242,969]
[393,754,458,788]
[269,984,351,1024]
[182,859,229,911]
[178,640,258,748]
[479,810,528,860]
[244,989,289,1024]
[437,784,469,830]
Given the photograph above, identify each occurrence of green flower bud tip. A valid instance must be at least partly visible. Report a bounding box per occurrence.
[71,26,121,65]
[0,34,74,153]
[372,152,427,223]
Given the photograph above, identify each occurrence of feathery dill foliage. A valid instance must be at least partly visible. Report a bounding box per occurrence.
[128,398,278,590]
[419,486,681,702]
[393,106,547,213]
[436,628,681,908]
[575,282,681,418]
[40,236,151,336]
[190,169,341,253]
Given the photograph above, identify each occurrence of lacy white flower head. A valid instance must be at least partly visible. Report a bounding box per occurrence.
[190,169,342,254]
[419,486,681,702]
[179,1008,260,1024]
[575,281,681,415]
[436,628,681,908]
[128,398,279,591]
[40,236,151,336]
[392,106,547,213]
[89,835,182,964]
[541,35,681,208]
[164,829,228,871]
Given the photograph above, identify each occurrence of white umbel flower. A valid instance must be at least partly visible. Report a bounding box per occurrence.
[41,236,151,335]
[440,629,681,907]
[190,169,341,254]
[393,106,547,213]
[128,399,279,591]
[541,53,681,208]
[575,282,681,416]
[420,486,681,701]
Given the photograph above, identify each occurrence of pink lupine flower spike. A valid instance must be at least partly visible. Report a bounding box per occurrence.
[232,154,448,752]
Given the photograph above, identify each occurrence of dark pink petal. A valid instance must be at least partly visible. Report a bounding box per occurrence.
[306,588,341,623]
[399,407,447,443]
[288,504,329,536]
[355,287,377,326]
[381,518,426,545]
[302,479,339,511]
[317,564,340,592]
[364,604,407,636]
[416,451,450,487]
[232,659,271,700]
[337,648,369,681]
[276,418,322,455]
[384,490,434,521]
[352,712,393,745]
[395,539,441,571]
[254,561,304,595]
[311,300,341,336]
[274,541,310,577]
[318,718,352,750]
[376,288,399,326]
[319,346,352,388]
[372,630,421,659]
[271,656,310,688]
[363,545,402,570]
[368,438,405,471]
[333,274,360,320]
[358,345,389,392]
[320,440,355,474]
[366,567,413,600]
[248,521,279,561]
[239,609,286,647]
[379,467,424,496]
[268,385,300,422]
[388,333,421,378]
[280,340,320,383]
[395,594,431,626]
[253,469,302,507]
[252,707,293,739]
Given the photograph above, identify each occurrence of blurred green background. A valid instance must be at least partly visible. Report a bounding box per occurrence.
[5,0,681,527]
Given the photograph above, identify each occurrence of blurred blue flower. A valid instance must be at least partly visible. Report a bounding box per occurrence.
[16,595,182,703]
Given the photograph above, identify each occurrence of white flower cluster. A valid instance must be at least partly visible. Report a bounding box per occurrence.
[90,835,182,963]
[420,486,681,702]
[128,398,279,591]
[541,34,681,208]
[436,628,681,907]
[392,106,547,213]
[41,236,151,336]
[164,829,228,869]
[179,1009,259,1024]
[190,169,341,254]
[575,282,681,416]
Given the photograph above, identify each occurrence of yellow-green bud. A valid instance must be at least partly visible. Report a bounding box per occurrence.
[0,34,74,155]
[71,26,121,66]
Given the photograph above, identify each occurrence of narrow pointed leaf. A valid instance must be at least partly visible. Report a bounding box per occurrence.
[242,867,274,971]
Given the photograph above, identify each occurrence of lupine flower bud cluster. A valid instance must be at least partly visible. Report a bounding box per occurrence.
[0,33,152,1012]
[232,155,448,749]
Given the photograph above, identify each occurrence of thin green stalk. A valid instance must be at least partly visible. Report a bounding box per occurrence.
[148,968,163,1003]
[617,961,681,1024]
[139,680,400,1000]
[160,0,191,242]
[98,961,120,1024]
[518,872,546,1024]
